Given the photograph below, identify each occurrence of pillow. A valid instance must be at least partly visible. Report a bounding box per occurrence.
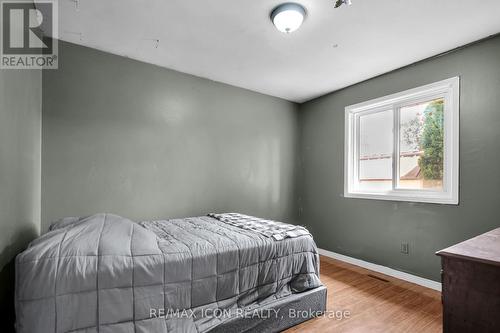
[48,215,89,231]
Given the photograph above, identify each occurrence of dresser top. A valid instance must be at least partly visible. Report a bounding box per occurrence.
[436,227,500,266]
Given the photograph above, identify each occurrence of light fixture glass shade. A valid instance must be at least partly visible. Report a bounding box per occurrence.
[271,3,306,33]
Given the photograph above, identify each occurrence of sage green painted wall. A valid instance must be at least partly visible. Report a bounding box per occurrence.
[41,41,299,231]
[298,35,500,281]
[0,69,41,331]
[42,37,500,282]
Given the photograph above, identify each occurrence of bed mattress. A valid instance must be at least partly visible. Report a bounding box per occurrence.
[15,213,322,333]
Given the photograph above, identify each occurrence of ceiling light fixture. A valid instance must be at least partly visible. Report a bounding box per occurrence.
[271,3,306,34]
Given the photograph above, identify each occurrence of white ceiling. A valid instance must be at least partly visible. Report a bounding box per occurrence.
[51,0,500,103]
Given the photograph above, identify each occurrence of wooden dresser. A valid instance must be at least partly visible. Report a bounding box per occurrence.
[436,228,500,333]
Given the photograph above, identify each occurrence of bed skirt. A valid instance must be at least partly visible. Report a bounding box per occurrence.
[209,286,327,333]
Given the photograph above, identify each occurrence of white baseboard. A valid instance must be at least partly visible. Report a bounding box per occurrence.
[318,248,442,292]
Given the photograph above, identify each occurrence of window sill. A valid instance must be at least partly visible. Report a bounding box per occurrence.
[343,191,459,205]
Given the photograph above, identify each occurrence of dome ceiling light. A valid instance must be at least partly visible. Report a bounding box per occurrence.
[270,3,306,34]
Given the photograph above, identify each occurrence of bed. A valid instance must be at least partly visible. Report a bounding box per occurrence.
[15,213,326,333]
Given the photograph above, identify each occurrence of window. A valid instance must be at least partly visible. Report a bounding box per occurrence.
[344,77,459,204]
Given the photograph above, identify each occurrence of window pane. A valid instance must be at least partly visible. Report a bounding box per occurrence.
[399,98,444,190]
[357,110,393,192]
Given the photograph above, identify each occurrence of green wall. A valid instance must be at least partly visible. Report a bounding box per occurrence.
[0,69,41,331]
[41,42,300,231]
[298,35,500,281]
[41,36,500,282]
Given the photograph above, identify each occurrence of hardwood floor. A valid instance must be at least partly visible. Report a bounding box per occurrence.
[286,255,442,333]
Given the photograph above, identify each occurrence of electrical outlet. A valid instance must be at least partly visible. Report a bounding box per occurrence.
[401,242,410,255]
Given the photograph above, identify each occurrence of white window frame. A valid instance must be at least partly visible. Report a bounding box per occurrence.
[344,77,459,205]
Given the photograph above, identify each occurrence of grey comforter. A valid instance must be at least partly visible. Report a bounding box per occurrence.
[15,213,321,333]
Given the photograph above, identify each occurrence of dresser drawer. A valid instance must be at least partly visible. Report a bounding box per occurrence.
[441,256,500,332]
